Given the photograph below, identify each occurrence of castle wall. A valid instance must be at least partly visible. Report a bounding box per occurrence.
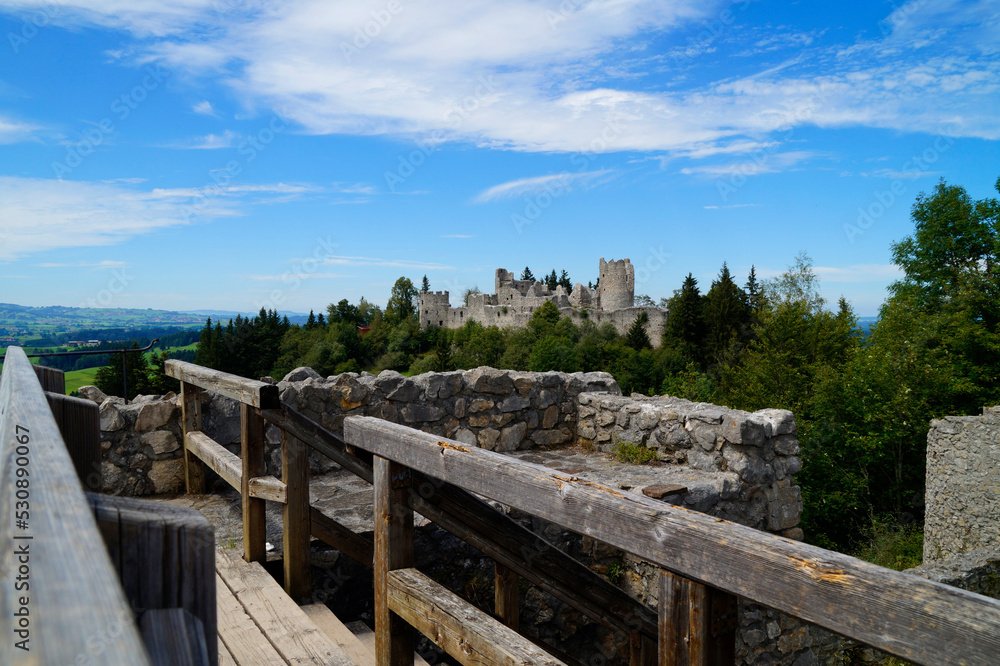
[924,406,1000,560]
[599,258,635,312]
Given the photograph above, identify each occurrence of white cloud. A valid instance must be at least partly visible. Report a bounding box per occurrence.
[2,0,997,158]
[0,116,40,144]
[475,170,613,203]
[169,129,240,149]
[37,260,128,268]
[192,100,217,116]
[321,255,454,271]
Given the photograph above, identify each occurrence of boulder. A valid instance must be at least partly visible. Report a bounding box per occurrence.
[142,430,179,455]
[148,459,185,494]
[99,399,128,432]
[283,366,322,382]
[78,385,108,405]
[135,400,176,431]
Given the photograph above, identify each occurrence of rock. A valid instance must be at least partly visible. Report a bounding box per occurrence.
[102,461,125,494]
[130,394,161,405]
[454,428,477,446]
[400,403,445,423]
[467,367,513,395]
[148,459,185,494]
[530,429,572,446]
[642,484,688,499]
[99,399,128,432]
[767,482,803,530]
[773,435,800,455]
[542,405,559,429]
[453,398,466,418]
[754,408,797,436]
[469,399,494,413]
[135,400,176,431]
[203,394,241,446]
[78,385,108,405]
[498,395,530,412]
[778,626,811,653]
[283,366,322,382]
[142,430,179,455]
[721,414,766,447]
[477,428,500,450]
[497,422,527,452]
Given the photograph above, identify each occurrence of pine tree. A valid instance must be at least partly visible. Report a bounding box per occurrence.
[421,275,430,292]
[703,263,749,362]
[546,269,558,291]
[558,270,572,291]
[744,266,764,313]
[305,310,316,330]
[663,273,705,363]
[625,312,652,350]
[195,318,215,367]
[521,267,535,282]
[317,312,326,327]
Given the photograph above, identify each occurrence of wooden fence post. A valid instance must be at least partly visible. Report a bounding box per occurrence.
[494,562,519,631]
[659,570,735,666]
[241,403,267,563]
[282,430,311,600]
[374,455,414,666]
[33,364,65,394]
[181,381,205,494]
[45,392,100,491]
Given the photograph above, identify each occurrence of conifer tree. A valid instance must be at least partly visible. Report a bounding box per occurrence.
[663,273,705,363]
[558,269,572,291]
[625,312,652,350]
[546,269,558,290]
[521,267,535,282]
[703,262,748,361]
[421,275,430,292]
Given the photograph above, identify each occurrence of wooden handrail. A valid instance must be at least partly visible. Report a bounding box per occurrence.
[345,415,1000,666]
[165,359,279,409]
[0,347,150,665]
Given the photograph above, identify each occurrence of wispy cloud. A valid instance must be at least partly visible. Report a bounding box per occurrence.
[0,116,40,144]
[168,129,240,149]
[192,100,217,117]
[475,170,614,203]
[244,272,354,281]
[321,255,454,271]
[37,260,128,268]
[681,152,817,178]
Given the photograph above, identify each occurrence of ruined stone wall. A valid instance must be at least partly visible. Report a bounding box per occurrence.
[924,406,1000,560]
[598,257,635,311]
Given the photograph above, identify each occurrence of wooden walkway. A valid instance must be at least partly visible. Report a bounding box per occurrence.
[215,548,429,666]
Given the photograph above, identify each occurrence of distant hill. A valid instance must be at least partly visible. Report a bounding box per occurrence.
[857,317,878,334]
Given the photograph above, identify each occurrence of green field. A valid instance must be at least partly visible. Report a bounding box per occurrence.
[65,367,101,395]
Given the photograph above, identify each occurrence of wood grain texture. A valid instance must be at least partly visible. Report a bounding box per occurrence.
[310,506,374,567]
[262,403,658,642]
[494,563,519,631]
[0,347,150,665]
[87,493,217,666]
[388,567,568,666]
[282,430,312,601]
[216,548,354,665]
[181,381,206,494]
[166,360,279,409]
[217,637,237,666]
[45,390,101,491]
[240,404,267,564]
[302,603,376,666]
[140,608,211,666]
[185,431,286,502]
[32,363,65,394]
[374,456,415,666]
[345,416,1000,666]
[214,572,286,665]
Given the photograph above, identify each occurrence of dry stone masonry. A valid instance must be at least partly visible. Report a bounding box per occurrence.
[418,258,670,346]
[924,405,1000,560]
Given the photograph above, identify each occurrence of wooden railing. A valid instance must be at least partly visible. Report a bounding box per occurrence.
[165,359,1000,665]
[0,347,150,665]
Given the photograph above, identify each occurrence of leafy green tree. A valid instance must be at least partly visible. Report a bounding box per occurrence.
[634,294,655,306]
[462,286,481,306]
[529,336,578,372]
[386,277,418,324]
[327,299,359,325]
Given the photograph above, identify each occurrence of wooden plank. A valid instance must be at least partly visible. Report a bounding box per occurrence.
[310,506,374,567]
[282,430,312,601]
[388,567,568,666]
[166,360,279,409]
[345,416,1000,666]
[218,638,237,666]
[494,562,519,631]
[45,391,101,491]
[215,548,354,665]
[240,404,267,564]
[658,570,732,666]
[303,604,375,666]
[140,608,211,666]
[181,381,205,494]
[33,363,65,394]
[214,572,286,666]
[88,493,217,666]
[374,456,415,666]
[0,347,149,665]
[262,403,659,642]
[186,431,286,502]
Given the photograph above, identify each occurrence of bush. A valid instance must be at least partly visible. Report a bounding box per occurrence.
[612,439,659,465]
[851,516,923,571]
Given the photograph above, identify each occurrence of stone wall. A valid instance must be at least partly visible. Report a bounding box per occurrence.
[925,406,1000,560]
[577,393,803,536]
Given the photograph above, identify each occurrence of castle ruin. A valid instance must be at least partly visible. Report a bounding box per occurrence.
[419,258,669,346]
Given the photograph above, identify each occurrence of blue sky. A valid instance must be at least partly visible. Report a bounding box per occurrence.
[0,0,997,317]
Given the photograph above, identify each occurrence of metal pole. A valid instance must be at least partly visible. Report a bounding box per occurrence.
[121,348,128,400]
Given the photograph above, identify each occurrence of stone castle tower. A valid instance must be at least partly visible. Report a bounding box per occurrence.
[598,258,634,311]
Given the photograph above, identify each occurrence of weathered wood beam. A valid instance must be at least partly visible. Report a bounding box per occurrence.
[388,567,568,666]
[180,381,205,494]
[241,404,267,563]
[374,456,415,666]
[309,506,374,566]
[44,391,100,491]
[494,562,519,631]
[344,416,1000,666]
[185,431,286,502]
[261,402,659,642]
[165,360,279,409]
[0,347,150,665]
[282,430,311,601]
